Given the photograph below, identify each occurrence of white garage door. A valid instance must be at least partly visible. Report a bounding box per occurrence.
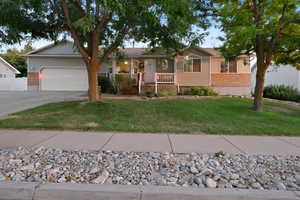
[41,68,88,91]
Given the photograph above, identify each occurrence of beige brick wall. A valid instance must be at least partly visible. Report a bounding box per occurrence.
[213,87,251,96]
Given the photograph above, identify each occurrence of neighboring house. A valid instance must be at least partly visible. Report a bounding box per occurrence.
[0,57,20,78]
[251,64,300,92]
[25,41,251,96]
[0,57,27,91]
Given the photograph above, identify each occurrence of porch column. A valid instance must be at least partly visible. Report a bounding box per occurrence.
[112,58,117,74]
[130,58,134,77]
[174,58,177,83]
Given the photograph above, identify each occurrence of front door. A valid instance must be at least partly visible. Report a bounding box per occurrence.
[144,59,156,83]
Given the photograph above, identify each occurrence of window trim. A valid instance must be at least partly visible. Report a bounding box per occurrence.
[220,60,238,73]
[183,57,202,72]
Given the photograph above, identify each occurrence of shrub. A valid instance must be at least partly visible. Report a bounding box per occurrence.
[115,74,137,95]
[98,76,116,94]
[263,85,300,102]
[157,90,173,97]
[214,151,225,158]
[184,87,218,96]
[144,90,155,98]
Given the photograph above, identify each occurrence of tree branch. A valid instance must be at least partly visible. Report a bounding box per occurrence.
[91,10,111,61]
[69,0,85,17]
[265,3,288,66]
[288,19,300,24]
[99,24,132,67]
[60,0,89,61]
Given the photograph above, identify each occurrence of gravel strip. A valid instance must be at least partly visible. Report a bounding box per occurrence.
[0,147,299,191]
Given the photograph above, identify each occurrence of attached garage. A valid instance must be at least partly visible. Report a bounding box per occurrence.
[40,67,88,91]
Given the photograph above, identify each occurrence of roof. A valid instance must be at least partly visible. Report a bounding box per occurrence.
[0,57,20,74]
[23,41,224,58]
[24,40,81,57]
[119,47,223,58]
[201,48,222,57]
[119,48,149,57]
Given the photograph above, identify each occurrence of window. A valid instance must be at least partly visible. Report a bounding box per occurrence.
[220,60,237,73]
[184,57,201,72]
[157,59,174,73]
[0,74,5,78]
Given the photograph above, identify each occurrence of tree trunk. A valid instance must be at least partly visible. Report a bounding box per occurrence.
[253,62,267,112]
[87,62,99,102]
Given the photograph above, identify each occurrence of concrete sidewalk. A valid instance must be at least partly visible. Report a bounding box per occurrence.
[0,130,299,155]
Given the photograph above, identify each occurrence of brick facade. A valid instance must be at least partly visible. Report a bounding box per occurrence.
[27,72,40,86]
[211,73,251,87]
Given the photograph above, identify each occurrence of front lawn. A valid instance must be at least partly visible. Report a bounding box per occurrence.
[0,97,300,136]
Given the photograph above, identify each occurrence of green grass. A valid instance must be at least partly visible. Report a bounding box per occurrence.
[0,97,300,136]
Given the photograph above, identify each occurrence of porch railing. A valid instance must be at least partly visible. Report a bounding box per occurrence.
[155,73,176,83]
[154,73,177,95]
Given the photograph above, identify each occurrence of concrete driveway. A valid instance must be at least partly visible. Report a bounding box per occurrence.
[0,91,86,116]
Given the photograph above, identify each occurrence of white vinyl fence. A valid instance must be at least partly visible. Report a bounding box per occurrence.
[0,78,27,91]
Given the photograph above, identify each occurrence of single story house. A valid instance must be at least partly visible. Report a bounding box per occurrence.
[0,57,20,78]
[251,64,300,92]
[25,41,251,96]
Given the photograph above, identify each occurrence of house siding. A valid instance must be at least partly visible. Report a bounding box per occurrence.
[211,57,250,74]
[35,42,80,55]
[175,56,210,86]
[28,57,86,73]
[0,62,15,78]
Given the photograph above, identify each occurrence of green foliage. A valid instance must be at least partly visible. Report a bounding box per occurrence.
[274,50,300,70]
[184,87,218,96]
[215,0,300,65]
[0,0,60,44]
[0,0,209,52]
[144,90,155,98]
[214,151,225,158]
[114,74,137,95]
[157,90,173,97]
[0,44,34,77]
[98,76,116,94]
[263,85,300,103]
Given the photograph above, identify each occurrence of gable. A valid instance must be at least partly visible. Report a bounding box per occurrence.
[0,57,20,74]
[180,48,212,57]
[28,41,80,56]
[0,61,13,75]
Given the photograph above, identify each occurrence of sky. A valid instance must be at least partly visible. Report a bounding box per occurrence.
[0,26,224,53]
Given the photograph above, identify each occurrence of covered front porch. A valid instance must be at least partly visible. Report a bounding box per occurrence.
[99,57,177,94]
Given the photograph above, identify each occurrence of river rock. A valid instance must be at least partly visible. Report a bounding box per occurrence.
[92,170,109,184]
[205,177,217,188]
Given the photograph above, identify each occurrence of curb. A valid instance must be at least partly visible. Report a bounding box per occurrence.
[0,181,299,200]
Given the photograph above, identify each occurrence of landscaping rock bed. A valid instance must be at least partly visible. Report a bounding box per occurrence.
[0,147,299,191]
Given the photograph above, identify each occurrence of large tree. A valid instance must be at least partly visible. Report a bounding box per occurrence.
[0,0,211,101]
[215,0,300,111]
